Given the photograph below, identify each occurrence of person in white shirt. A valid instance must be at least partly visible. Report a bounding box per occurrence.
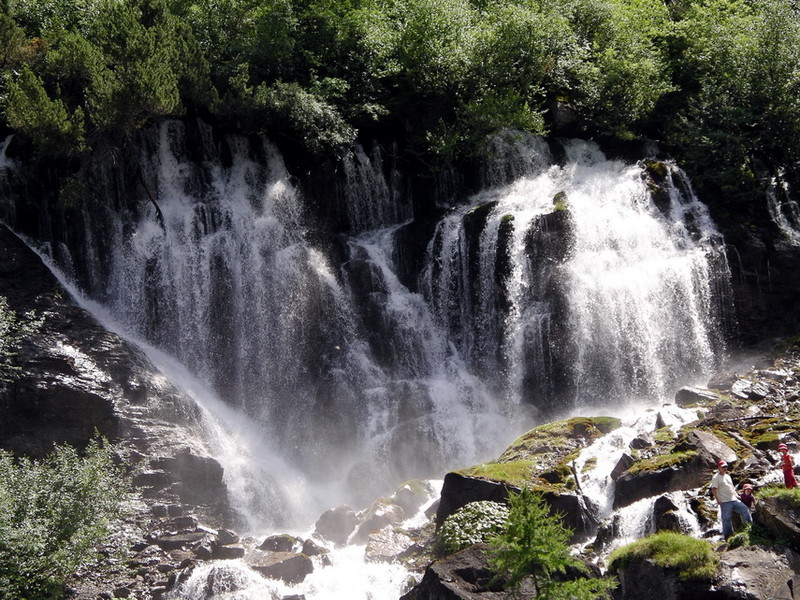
[710,459,752,539]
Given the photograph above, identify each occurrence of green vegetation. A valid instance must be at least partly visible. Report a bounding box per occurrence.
[459,460,535,486]
[0,436,134,599]
[625,450,697,476]
[0,0,797,216]
[436,500,509,557]
[608,531,719,582]
[757,485,800,508]
[488,488,615,599]
[0,294,41,383]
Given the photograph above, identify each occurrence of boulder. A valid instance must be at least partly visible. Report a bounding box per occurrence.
[436,472,597,541]
[314,505,359,547]
[715,546,797,600]
[610,453,634,481]
[352,499,406,544]
[212,544,246,560]
[154,531,208,550]
[259,534,301,552]
[392,479,435,516]
[674,429,737,468]
[246,551,314,584]
[614,454,710,509]
[674,387,719,407]
[651,496,683,533]
[754,496,800,552]
[611,557,713,600]
[215,529,239,546]
[399,544,509,600]
[365,526,415,563]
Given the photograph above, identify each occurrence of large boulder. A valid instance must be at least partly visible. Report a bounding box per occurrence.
[715,546,798,600]
[352,498,407,544]
[246,550,314,584]
[314,505,359,547]
[436,472,597,541]
[399,544,510,600]
[614,430,737,509]
[754,496,800,552]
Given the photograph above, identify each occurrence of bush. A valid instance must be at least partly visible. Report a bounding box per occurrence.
[0,437,134,599]
[0,295,42,383]
[608,531,719,582]
[436,500,509,556]
[488,488,615,599]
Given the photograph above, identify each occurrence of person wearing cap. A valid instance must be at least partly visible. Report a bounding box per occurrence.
[778,443,797,489]
[738,483,756,512]
[710,460,752,539]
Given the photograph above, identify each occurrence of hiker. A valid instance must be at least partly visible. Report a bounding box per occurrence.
[738,483,756,512]
[710,460,752,539]
[778,443,797,489]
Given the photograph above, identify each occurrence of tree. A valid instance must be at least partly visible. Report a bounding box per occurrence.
[488,488,615,600]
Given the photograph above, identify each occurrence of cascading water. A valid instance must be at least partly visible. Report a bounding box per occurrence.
[422,133,732,413]
[767,170,800,245]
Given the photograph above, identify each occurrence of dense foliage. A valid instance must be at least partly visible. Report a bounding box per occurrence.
[436,500,509,556]
[0,294,41,383]
[488,488,615,599]
[0,436,134,599]
[607,531,719,581]
[0,0,799,210]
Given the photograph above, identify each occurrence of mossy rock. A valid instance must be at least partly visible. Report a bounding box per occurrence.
[625,450,699,477]
[498,416,621,462]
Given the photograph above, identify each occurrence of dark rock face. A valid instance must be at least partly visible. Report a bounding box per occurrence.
[245,550,314,584]
[436,472,596,541]
[399,544,508,600]
[0,225,229,519]
[754,496,800,553]
[314,505,359,547]
[613,454,709,510]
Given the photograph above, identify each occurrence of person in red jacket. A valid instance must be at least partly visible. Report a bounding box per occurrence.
[778,443,797,489]
[738,483,756,512]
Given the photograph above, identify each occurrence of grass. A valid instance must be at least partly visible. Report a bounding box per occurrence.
[625,450,698,476]
[459,460,536,486]
[608,532,719,581]
[757,485,800,508]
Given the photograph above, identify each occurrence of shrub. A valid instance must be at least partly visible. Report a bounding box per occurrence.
[0,437,134,599]
[488,488,615,599]
[608,531,719,582]
[0,295,42,383]
[436,500,509,556]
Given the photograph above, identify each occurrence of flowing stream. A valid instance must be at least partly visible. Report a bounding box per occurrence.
[2,123,739,599]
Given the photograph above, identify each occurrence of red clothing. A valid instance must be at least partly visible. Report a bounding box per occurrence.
[781,452,797,489]
[738,491,755,509]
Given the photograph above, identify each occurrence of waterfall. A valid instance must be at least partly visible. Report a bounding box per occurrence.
[766,170,800,245]
[422,134,732,412]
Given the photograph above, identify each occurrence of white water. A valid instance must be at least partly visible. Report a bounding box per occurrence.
[767,170,800,245]
[422,135,731,411]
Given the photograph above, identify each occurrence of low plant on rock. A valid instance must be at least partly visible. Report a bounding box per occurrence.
[436,500,509,556]
[608,531,719,581]
[0,436,134,599]
[488,488,615,599]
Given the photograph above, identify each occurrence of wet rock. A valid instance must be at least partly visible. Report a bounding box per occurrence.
[353,498,406,544]
[435,472,512,527]
[614,453,710,510]
[392,479,435,516]
[365,526,415,563]
[216,529,239,546]
[259,534,300,552]
[610,453,635,481]
[246,550,314,584]
[675,386,719,407]
[628,436,652,450]
[611,556,713,600]
[301,538,328,557]
[155,531,208,550]
[314,505,359,547]
[651,496,683,533]
[212,544,246,560]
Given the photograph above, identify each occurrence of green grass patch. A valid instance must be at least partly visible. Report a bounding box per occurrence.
[459,460,536,486]
[608,532,719,581]
[757,485,800,509]
[625,450,698,476]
